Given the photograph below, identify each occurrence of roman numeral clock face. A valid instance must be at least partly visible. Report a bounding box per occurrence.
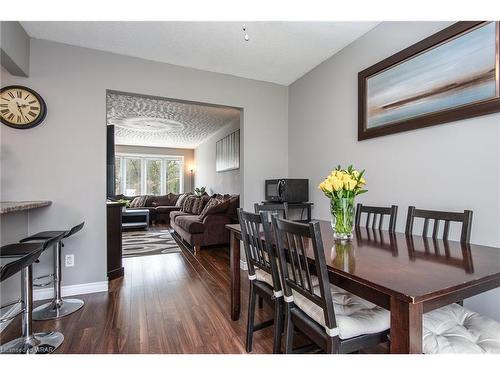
[1,86,47,129]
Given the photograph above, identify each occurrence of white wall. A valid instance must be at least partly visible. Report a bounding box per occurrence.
[115,144,194,193]
[289,21,500,320]
[0,21,30,76]
[0,38,288,297]
[194,119,240,195]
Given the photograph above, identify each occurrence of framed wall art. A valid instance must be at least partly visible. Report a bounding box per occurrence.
[216,129,240,172]
[358,21,500,141]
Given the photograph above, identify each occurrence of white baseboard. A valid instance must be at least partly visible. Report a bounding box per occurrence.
[34,281,108,301]
[240,259,248,271]
[0,281,108,333]
[0,302,22,333]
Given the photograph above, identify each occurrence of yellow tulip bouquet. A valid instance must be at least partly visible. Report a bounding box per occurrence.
[319,165,367,240]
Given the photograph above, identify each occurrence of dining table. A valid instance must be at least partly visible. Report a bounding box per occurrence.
[225,220,500,354]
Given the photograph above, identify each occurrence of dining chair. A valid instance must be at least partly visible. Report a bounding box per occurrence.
[271,215,390,354]
[355,203,398,232]
[405,206,473,243]
[253,203,290,308]
[254,202,289,220]
[404,206,500,353]
[237,208,284,353]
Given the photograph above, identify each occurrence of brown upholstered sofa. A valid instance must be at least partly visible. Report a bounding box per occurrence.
[114,193,185,224]
[170,195,239,253]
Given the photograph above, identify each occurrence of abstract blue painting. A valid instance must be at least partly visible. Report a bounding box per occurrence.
[366,22,498,129]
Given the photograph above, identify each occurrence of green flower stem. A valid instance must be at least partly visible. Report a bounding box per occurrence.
[330,197,355,239]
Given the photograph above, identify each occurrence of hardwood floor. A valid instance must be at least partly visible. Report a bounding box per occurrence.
[0,225,388,354]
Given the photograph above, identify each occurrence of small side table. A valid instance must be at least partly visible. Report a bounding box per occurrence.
[122,209,149,230]
[261,201,313,222]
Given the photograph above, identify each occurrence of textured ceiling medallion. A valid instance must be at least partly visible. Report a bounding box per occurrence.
[107,91,240,148]
[114,117,185,133]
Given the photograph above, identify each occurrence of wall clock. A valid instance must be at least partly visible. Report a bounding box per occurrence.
[1,85,47,129]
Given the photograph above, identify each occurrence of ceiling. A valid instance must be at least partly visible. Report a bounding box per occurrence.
[107,92,240,148]
[21,21,379,85]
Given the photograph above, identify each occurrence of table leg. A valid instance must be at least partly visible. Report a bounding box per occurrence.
[390,296,423,354]
[230,231,241,321]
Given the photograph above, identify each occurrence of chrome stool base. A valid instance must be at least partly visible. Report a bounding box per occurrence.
[33,298,84,320]
[0,331,64,354]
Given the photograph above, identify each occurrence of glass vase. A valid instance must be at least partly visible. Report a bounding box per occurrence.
[330,197,355,240]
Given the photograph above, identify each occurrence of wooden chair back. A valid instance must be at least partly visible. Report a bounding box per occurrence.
[237,208,281,292]
[355,203,398,232]
[405,206,473,243]
[271,215,337,332]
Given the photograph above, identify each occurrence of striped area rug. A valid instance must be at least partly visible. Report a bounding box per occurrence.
[122,229,182,258]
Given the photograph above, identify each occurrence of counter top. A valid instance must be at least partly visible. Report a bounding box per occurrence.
[0,201,52,214]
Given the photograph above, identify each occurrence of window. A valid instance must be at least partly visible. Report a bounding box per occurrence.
[166,160,180,194]
[125,158,142,196]
[115,158,122,195]
[115,154,184,196]
[146,159,162,195]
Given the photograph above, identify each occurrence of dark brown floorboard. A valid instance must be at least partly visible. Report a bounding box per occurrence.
[0,224,388,354]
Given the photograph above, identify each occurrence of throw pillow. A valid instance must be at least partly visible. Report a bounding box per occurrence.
[176,193,190,207]
[144,195,156,207]
[181,195,197,213]
[225,195,240,217]
[191,195,211,215]
[130,196,150,208]
[199,197,230,220]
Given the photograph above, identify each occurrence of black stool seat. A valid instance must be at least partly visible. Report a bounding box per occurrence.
[20,222,84,243]
[0,242,47,259]
[18,222,85,322]
[0,234,65,354]
[1,249,44,282]
[20,230,66,242]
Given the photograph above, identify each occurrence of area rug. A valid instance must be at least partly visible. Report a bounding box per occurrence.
[122,229,182,258]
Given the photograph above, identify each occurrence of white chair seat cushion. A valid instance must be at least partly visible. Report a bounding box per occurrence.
[292,284,390,340]
[255,268,274,286]
[423,303,500,354]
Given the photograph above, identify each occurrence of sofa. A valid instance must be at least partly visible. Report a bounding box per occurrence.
[114,193,185,224]
[170,194,239,253]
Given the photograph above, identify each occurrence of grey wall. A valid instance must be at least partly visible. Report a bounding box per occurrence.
[0,21,30,76]
[194,119,241,195]
[1,39,288,299]
[288,21,500,320]
[115,144,195,193]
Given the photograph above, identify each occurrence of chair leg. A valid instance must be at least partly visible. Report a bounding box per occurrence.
[193,245,200,255]
[258,295,263,309]
[284,306,294,354]
[326,336,339,354]
[272,299,284,354]
[245,281,256,352]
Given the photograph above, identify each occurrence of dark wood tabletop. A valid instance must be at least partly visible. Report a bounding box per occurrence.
[225,220,500,353]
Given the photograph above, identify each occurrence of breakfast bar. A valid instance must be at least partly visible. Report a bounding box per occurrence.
[0,200,52,215]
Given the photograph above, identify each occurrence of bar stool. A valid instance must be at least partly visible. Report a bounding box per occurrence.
[0,234,65,354]
[20,222,85,320]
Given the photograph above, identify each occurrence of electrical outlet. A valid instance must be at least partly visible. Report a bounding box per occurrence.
[65,254,75,267]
